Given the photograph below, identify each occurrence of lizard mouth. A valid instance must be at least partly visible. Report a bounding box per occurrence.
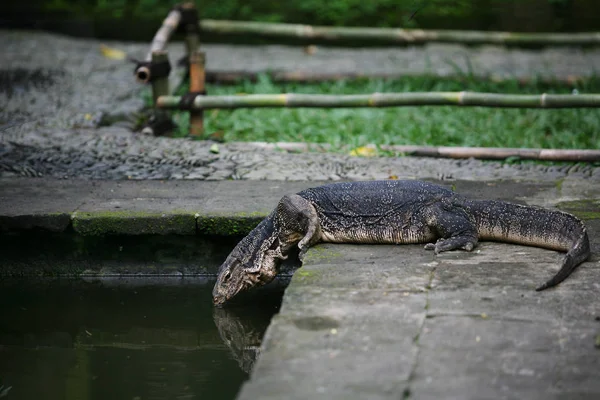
[212,294,227,306]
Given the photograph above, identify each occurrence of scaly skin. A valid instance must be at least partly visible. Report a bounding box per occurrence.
[212,180,590,305]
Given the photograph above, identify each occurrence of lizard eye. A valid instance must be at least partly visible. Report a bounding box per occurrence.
[221,270,231,282]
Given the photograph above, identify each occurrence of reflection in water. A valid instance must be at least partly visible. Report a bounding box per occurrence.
[0,385,12,398]
[213,307,262,374]
[0,279,285,400]
[212,281,286,373]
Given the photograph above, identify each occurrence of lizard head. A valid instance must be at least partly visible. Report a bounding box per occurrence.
[213,219,287,306]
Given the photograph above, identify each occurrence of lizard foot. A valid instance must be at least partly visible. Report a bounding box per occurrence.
[425,237,476,254]
[298,245,309,262]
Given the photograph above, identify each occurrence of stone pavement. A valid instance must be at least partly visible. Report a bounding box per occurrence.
[2,30,600,182]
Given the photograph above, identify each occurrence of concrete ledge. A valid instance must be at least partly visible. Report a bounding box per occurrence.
[0,178,315,236]
[239,240,600,400]
[2,177,599,236]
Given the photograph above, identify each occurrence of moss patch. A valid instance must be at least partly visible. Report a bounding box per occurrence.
[196,212,266,236]
[556,200,600,220]
[290,268,322,286]
[302,245,343,265]
[72,210,196,236]
[554,178,565,193]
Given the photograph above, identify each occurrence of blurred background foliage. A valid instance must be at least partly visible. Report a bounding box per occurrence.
[2,0,599,41]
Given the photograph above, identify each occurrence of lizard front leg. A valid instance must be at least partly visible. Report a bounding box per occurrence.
[276,194,322,261]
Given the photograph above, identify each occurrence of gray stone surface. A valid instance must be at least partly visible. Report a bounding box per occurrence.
[1,177,596,235]
[2,126,599,182]
[0,178,316,234]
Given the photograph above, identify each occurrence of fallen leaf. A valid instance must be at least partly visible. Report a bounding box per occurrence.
[209,143,220,154]
[304,45,318,55]
[349,146,377,157]
[99,44,126,60]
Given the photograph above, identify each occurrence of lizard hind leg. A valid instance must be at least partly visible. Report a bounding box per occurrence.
[275,194,322,261]
[423,203,479,254]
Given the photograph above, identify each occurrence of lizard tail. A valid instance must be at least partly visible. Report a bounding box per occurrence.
[464,199,590,291]
[534,232,590,291]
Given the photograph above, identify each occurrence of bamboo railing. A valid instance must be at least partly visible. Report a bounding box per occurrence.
[199,19,600,46]
[134,8,600,161]
[242,142,600,162]
[157,92,600,110]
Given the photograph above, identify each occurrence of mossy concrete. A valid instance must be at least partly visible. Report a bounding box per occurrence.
[557,199,600,220]
[196,212,267,236]
[0,178,313,236]
[72,210,197,236]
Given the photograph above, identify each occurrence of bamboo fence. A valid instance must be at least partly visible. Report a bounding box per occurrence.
[157,92,600,110]
[134,10,600,161]
[241,142,600,162]
[199,19,600,46]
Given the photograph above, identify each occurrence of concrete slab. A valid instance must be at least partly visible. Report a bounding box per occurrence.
[298,243,433,291]
[238,289,426,400]
[0,178,316,235]
[71,210,197,236]
[0,178,92,232]
[194,181,315,235]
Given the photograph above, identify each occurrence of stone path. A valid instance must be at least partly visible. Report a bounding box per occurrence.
[2,30,600,183]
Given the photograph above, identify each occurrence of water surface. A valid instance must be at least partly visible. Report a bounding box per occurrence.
[0,278,285,400]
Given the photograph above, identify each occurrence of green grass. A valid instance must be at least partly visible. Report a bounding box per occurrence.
[166,75,600,150]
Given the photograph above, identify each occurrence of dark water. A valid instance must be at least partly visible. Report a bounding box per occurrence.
[0,278,286,400]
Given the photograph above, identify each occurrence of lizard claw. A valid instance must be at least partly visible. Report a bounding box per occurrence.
[298,246,308,262]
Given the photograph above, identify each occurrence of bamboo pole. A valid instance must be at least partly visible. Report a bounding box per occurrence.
[204,71,586,86]
[189,51,206,136]
[141,51,172,136]
[180,2,200,59]
[135,9,181,83]
[147,10,182,61]
[157,92,600,110]
[149,51,170,105]
[240,142,600,162]
[199,19,600,46]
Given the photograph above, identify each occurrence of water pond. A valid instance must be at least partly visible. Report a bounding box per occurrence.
[0,278,285,400]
